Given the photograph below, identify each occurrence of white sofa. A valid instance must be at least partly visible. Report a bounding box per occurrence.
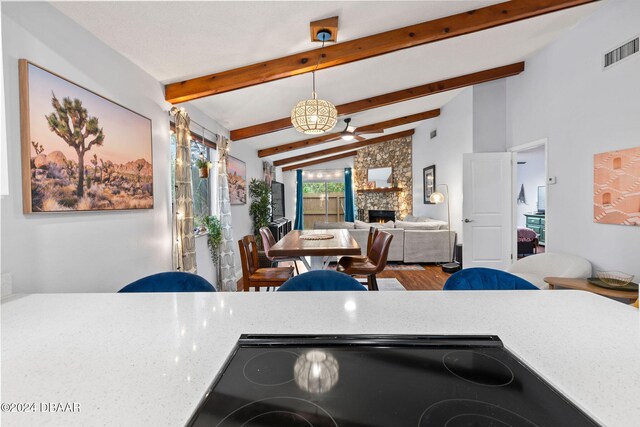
[506,252,592,289]
[313,218,455,263]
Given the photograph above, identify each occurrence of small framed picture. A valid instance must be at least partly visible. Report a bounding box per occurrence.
[226,155,247,205]
[423,165,436,204]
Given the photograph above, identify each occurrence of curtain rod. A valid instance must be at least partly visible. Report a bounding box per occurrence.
[168,107,224,142]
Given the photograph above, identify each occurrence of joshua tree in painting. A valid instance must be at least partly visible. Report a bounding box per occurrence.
[45,92,105,197]
[136,162,144,183]
[63,159,76,180]
[31,141,44,155]
[101,159,113,183]
[91,154,99,181]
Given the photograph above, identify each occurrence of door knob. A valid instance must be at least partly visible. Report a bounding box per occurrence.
[464,219,474,223]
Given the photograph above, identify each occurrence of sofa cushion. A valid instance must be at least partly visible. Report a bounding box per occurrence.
[348,228,404,261]
[394,220,441,230]
[314,221,355,230]
[355,219,394,229]
[403,215,419,222]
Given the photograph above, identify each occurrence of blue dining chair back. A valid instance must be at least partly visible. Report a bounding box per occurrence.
[444,268,538,291]
[277,270,368,292]
[118,272,216,293]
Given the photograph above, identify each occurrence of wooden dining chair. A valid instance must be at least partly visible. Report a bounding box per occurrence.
[259,227,300,275]
[337,230,393,291]
[238,235,294,291]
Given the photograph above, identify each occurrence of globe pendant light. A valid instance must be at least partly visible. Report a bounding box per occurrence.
[291,32,337,135]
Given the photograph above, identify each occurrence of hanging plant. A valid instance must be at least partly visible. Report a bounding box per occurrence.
[202,215,223,264]
[195,157,212,178]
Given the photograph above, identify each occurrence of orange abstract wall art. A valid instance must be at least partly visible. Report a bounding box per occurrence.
[594,146,640,226]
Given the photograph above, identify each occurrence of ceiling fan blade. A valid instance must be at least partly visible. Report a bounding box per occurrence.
[324,134,342,142]
[355,128,385,135]
[354,135,367,142]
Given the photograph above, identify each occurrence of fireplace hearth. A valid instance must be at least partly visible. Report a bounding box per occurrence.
[368,210,396,223]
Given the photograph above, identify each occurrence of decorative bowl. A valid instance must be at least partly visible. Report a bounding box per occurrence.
[596,271,635,287]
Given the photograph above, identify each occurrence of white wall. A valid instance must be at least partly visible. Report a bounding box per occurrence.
[0,3,243,292]
[506,0,640,278]
[279,157,354,227]
[515,145,546,227]
[412,88,473,241]
[473,79,507,153]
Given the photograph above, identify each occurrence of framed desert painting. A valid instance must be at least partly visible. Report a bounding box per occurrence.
[19,60,153,213]
[594,146,640,226]
[227,155,246,205]
[423,164,436,204]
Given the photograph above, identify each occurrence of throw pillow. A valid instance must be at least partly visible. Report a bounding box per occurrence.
[314,222,355,230]
[394,220,440,230]
[355,219,394,229]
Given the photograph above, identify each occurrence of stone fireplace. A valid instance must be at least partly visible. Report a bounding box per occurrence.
[369,210,395,223]
[354,135,413,221]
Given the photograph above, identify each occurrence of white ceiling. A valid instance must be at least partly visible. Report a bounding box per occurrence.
[52,1,601,164]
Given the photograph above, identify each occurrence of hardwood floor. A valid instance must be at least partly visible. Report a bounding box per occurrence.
[237,261,450,291]
[378,265,450,290]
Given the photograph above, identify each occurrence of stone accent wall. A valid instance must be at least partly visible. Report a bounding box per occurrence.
[354,136,412,221]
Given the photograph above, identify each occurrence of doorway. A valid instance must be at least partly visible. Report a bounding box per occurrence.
[301,169,345,229]
[510,139,548,260]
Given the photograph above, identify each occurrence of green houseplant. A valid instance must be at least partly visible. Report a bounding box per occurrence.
[249,178,272,249]
[202,215,223,265]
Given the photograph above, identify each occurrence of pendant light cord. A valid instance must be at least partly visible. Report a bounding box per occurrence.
[312,40,326,97]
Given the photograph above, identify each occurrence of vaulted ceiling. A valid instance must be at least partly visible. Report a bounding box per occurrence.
[52,1,601,167]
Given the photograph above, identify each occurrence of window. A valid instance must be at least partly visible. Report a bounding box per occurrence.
[301,170,344,229]
[170,129,213,228]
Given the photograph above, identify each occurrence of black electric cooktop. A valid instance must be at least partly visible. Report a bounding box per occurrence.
[187,335,599,426]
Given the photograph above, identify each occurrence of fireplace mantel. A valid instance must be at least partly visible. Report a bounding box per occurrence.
[356,187,402,193]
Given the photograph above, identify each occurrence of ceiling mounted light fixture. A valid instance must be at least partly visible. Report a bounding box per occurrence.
[291,30,337,135]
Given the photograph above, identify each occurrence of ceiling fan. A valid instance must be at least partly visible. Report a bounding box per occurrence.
[336,118,385,142]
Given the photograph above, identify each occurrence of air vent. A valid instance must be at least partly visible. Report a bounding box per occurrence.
[604,37,638,68]
[430,129,437,139]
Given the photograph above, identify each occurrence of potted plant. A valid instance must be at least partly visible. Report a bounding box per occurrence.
[249,179,273,267]
[195,156,212,178]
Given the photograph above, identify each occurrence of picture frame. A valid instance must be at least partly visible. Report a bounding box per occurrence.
[594,146,640,225]
[19,59,153,213]
[227,155,247,205]
[423,164,436,204]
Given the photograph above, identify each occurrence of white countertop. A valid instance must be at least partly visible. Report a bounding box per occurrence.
[1,290,639,426]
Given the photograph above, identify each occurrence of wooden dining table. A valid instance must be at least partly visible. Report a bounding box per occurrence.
[268,229,361,270]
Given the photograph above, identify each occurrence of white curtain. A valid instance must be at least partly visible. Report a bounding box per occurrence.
[216,136,237,291]
[173,111,197,273]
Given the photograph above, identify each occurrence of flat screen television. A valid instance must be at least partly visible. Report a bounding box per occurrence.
[271,181,285,220]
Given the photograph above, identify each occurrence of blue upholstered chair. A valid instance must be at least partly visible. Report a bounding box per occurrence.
[444,268,538,291]
[118,272,216,293]
[277,270,368,292]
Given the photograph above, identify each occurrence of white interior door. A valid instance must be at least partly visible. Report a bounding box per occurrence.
[462,152,514,270]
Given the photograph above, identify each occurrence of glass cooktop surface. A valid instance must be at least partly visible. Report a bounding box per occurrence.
[187,335,599,427]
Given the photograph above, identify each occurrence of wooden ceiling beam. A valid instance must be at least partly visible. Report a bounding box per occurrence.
[282,152,358,172]
[275,129,415,167]
[258,109,440,158]
[232,62,524,141]
[165,0,595,104]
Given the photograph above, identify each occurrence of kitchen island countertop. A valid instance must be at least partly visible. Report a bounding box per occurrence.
[2,290,638,426]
